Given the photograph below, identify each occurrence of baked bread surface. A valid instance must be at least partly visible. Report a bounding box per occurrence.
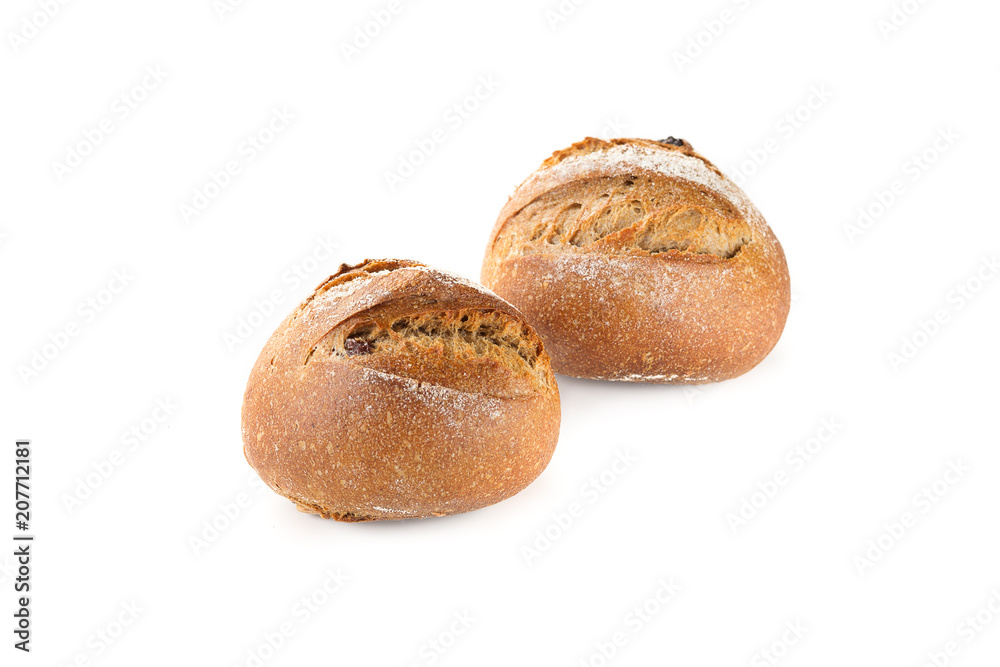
[242,259,561,521]
[482,137,791,383]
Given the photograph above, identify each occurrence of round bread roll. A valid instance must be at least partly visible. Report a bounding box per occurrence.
[242,259,560,522]
[481,137,791,384]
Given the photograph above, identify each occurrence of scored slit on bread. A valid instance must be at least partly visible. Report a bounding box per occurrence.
[492,172,752,261]
[314,308,550,398]
[297,259,554,398]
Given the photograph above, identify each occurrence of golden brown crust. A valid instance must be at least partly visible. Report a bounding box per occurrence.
[481,138,791,383]
[242,260,561,521]
[541,137,723,177]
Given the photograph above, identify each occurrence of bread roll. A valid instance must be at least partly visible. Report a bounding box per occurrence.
[242,259,560,521]
[481,137,791,383]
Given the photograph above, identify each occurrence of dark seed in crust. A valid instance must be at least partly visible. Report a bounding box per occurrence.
[344,338,372,356]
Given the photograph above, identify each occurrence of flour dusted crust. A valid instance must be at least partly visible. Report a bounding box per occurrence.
[242,259,561,521]
[481,138,791,383]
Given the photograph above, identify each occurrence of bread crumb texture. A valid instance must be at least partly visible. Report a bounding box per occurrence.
[491,138,754,264]
[317,309,550,396]
[300,261,552,398]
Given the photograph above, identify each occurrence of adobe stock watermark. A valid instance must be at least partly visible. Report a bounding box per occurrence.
[728,85,834,188]
[224,234,341,352]
[56,601,144,666]
[682,384,714,406]
[853,459,970,575]
[384,75,501,192]
[188,471,270,556]
[51,65,168,183]
[751,620,808,667]
[7,0,72,54]
[61,398,179,514]
[522,449,637,565]
[844,126,958,244]
[915,588,1000,667]
[403,611,476,667]
[577,578,681,667]
[232,567,349,667]
[16,268,135,386]
[887,254,997,372]
[544,0,593,31]
[726,417,843,534]
[877,0,932,40]
[596,116,628,140]
[178,106,295,223]
[213,0,250,20]
[671,0,755,73]
[340,0,417,63]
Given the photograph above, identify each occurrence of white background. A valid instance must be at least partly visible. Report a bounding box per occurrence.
[3,0,999,665]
